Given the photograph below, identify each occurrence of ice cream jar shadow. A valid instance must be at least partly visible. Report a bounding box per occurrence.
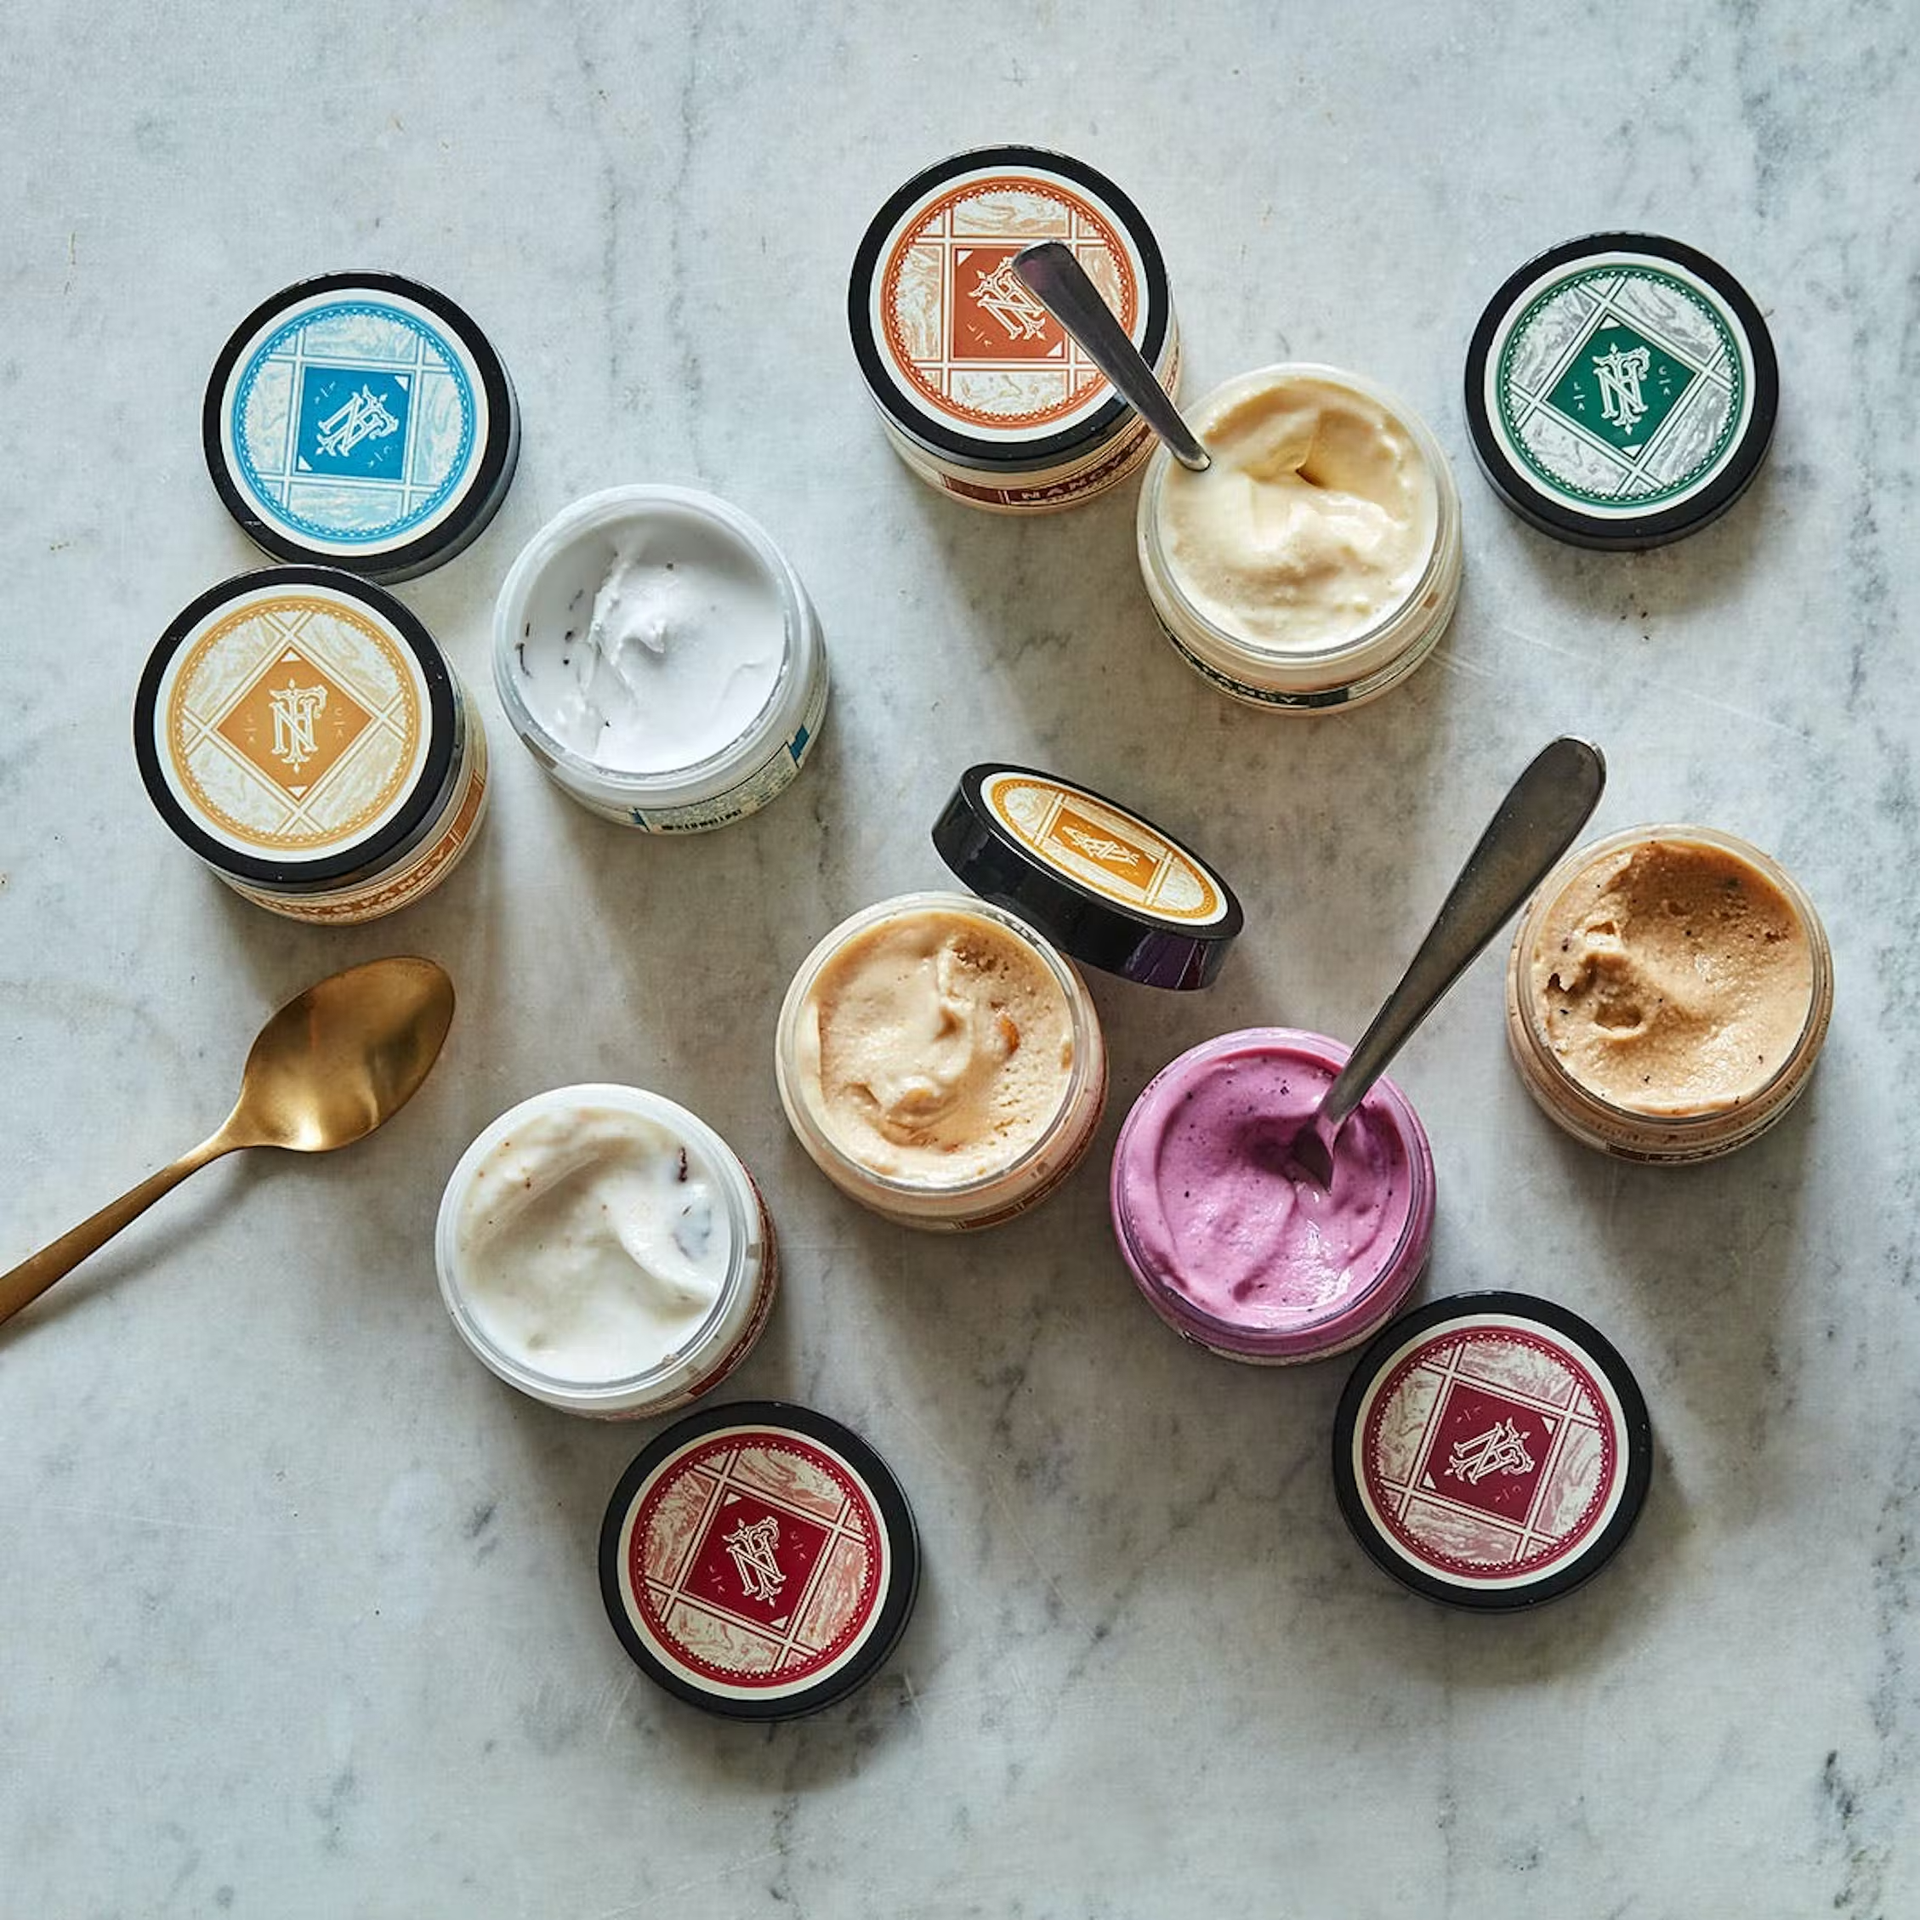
[1111,1028,1436,1363]
[493,486,828,833]
[775,765,1244,1230]
[1505,825,1833,1162]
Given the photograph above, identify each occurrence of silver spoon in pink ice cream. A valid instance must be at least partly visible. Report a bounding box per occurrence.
[1287,737,1606,1190]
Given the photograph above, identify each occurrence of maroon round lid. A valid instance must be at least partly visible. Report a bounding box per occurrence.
[599,1401,920,1718]
[1332,1292,1652,1610]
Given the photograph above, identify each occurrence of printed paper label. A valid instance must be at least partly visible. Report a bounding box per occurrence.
[618,1429,888,1700]
[981,770,1226,924]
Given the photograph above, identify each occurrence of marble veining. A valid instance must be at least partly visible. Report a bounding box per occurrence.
[2,0,1917,1914]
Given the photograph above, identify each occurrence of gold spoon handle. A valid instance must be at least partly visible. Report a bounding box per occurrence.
[0,1134,236,1327]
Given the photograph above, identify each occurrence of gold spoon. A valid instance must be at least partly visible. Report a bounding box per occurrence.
[0,956,456,1328]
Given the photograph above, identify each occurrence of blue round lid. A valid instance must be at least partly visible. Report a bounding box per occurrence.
[203,271,520,582]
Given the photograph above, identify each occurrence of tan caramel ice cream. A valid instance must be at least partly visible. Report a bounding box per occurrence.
[1528,838,1815,1115]
[793,907,1075,1182]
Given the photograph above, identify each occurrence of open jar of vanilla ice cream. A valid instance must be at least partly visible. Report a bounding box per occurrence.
[777,891,1107,1230]
[435,1085,778,1417]
[1137,364,1462,711]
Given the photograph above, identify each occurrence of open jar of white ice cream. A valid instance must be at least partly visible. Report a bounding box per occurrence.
[435,1084,777,1418]
[493,486,828,832]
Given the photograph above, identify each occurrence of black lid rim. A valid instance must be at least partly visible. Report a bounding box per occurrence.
[202,270,520,582]
[1463,231,1777,549]
[932,763,1243,991]
[1469,457,1769,552]
[848,145,1172,469]
[361,394,522,583]
[134,565,457,887]
[597,1399,920,1721]
[1331,1290,1653,1613]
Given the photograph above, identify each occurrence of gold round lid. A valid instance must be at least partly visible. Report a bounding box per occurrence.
[136,567,455,885]
[932,763,1243,990]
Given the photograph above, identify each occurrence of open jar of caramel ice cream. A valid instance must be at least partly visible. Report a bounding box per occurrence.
[1505,825,1832,1162]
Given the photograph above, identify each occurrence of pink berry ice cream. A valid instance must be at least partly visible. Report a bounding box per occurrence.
[1111,1029,1434,1363]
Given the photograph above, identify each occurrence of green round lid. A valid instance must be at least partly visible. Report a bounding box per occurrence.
[1464,233,1777,550]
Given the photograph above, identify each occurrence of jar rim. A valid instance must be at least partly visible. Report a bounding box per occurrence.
[775,890,1104,1203]
[1110,1026,1436,1356]
[434,1082,762,1409]
[1507,824,1833,1139]
[1137,362,1459,679]
[491,486,812,805]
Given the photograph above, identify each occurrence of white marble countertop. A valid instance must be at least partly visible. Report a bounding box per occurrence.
[4,2,1915,1913]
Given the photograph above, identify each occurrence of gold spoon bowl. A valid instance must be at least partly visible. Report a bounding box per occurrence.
[0,956,455,1327]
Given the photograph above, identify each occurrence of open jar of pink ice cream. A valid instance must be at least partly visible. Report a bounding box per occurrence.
[1111,1028,1435,1363]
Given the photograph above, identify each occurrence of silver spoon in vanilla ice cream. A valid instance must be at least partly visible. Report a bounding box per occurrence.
[1015,241,1211,471]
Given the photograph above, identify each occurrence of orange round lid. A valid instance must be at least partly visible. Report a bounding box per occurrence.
[134,567,456,887]
[932,763,1242,989]
[848,146,1172,470]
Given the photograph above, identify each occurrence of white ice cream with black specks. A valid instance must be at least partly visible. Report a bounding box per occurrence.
[511,510,784,774]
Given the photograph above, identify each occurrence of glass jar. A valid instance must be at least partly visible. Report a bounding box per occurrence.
[493,486,828,833]
[1111,1029,1435,1364]
[435,1084,777,1418]
[775,892,1108,1230]
[1137,364,1463,711]
[1505,826,1834,1162]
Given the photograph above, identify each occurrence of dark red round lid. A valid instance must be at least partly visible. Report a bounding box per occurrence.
[599,1401,919,1719]
[1332,1292,1652,1611]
